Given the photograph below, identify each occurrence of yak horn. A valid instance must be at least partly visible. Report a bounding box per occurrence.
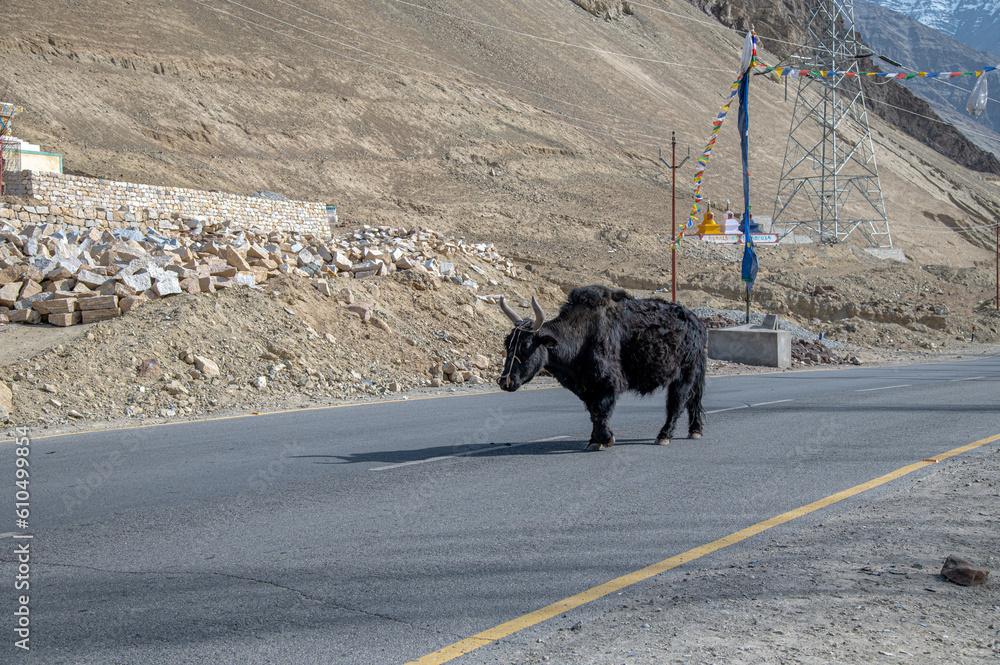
[529,296,545,332]
[499,296,522,324]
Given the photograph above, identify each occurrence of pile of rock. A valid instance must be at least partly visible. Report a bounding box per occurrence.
[0,212,522,326]
[792,339,845,365]
[428,354,494,386]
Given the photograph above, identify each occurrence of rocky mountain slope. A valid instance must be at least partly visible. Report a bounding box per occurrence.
[855,0,1000,158]
[866,0,1000,54]
[685,0,1000,174]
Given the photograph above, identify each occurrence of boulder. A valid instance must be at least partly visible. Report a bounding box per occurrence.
[153,275,182,297]
[193,355,220,377]
[346,301,373,321]
[76,269,109,289]
[8,309,42,324]
[224,246,252,272]
[120,272,152,294]
[941,555,990,586]
[165,380,189,396]
[119,295,146,313]
[18,279,42,301]
[137,358,162,378]
[0,282,20,308]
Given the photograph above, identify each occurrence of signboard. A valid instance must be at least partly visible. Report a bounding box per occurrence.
[698,233,779,245]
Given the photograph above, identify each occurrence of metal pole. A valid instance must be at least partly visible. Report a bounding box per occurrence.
[996,221,999,312]
[671,132,677,303]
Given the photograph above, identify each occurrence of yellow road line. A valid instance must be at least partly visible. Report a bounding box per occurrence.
[405,431,1000,665]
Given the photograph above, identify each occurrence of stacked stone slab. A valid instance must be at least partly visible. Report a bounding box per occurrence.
[1,204,521,327]
[15,171,328,237]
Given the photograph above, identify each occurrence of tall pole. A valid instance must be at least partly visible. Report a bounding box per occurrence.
[660,133,687,303]
[995,221,998,312]
[671,132,677,303]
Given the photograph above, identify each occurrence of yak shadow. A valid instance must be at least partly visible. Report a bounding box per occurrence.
[288,436,680,466]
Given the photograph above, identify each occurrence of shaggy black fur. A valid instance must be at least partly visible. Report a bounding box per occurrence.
[498,285,707,449]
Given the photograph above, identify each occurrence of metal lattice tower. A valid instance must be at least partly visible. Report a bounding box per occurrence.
[772,0,892,247]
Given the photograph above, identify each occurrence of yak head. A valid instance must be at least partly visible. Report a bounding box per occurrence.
[497,296,556,392]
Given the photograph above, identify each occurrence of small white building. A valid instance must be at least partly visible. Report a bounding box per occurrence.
[2,136,63,174]
[2,102,63,195]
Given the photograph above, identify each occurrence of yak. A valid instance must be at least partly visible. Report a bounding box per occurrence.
[497,285,707,450]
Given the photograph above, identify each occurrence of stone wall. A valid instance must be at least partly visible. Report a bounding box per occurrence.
[13,171,330,236]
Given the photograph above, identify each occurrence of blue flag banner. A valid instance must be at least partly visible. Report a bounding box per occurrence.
[737,72,750,230]
[737,31,757,292]
[741,241,758,288]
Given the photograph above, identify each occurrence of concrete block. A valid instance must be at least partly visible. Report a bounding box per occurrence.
[708,324,791,369]
[864,248,908,263]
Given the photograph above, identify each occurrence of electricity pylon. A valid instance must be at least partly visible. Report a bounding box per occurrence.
[771,0,892,247]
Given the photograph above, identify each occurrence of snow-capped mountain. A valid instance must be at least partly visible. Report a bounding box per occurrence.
[865,0,1000,54]
[855,1,1000,158]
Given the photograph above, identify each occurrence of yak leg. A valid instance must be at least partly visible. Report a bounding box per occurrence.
[686,384,705,440]
[686,354,707,439]
[584,391,617,451]
[655,382,686,446]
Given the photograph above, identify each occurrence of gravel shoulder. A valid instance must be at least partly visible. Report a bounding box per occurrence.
[489,446,1000,664]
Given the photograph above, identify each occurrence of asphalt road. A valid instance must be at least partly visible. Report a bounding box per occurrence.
[1,356,999,664]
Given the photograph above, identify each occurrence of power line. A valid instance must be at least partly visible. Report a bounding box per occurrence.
[626,1,1000,145]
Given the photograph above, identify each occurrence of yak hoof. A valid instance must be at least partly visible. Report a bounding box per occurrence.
[586,435,615,451]
[690,432,702,440]
[655,437,671,446]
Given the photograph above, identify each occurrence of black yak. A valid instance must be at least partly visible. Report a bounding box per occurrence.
[497,285,707,450]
